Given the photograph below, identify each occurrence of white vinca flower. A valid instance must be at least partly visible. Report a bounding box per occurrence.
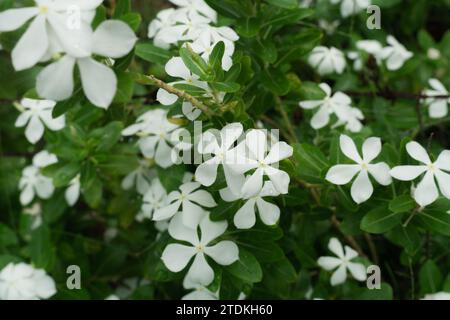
[308,46,346,75]
[161,213,239,286]
[380,35,413,71]
[15,98,65,144]
[348,40,383,71]
[299,83,364,132]
[139,178,167,221]
[220,181,281,229]
[182,276,218,300]
[36,20,137,109]
[423,78,450,119]
[326,135,392,204]
[195,123,245,193]
[153,181,217,228]
[0,0,103,71]
[330,0,371,18]
[122,109,181,168]
[170,0,217,23]
[23,203,43,230]
[390,142,450,207]
[230,129,293,198]
[65,174,80,207]
[121,160,153,195]
[19,151,58,206]
[317,238,367,286]
[0,262,56,300]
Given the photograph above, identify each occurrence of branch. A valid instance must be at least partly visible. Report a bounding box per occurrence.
[331,215,366,258]
[145,75,214,117]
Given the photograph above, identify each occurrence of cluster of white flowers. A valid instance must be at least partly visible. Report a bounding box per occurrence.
[148,0,238,71]
[0,1,137,108]
[310,36,412,75]
[330,0,371,18]
[299,83,364,132]
[326,135,450,208]
[0,262,56,300]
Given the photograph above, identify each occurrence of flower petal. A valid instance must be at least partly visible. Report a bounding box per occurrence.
[350,170,373,204]
[317,256,342,271]
[241,167,264,198]
[340,134,362,163]
[436,151,450,171]
[406,141,431,165]
[347,262,367,281]
[25,115,44,144]
[233,199,257,229]
[187,190,217,207]
[328,237,345,259]
[414,171,439,207]
[195,159,219,187]
[256,198,280,226]
[185,253,214,286]
[390,165,427,181]
[161,244,196,272]
[92,20,137,58]
[368,163,392,186]
[362,137,381,163]
[204,241,239,266]
[330,264,347,286]
[199,214,227,245]
[168,212,199,245]
[36,55,76,101]
[182,200,207,229]
[435,170,450,199]
[153,200,181,221]
[326,164,360,185]
[264,142,293,164]
[0,8,38,32]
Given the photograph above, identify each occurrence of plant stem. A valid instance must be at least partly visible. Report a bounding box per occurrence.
[331,215,366,258]
[364,233,379,265]
[145,75,214,117]
[275,97,298,143]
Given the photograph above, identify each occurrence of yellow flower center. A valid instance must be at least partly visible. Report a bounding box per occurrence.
[196,244,204,252]
[39,5,49,14]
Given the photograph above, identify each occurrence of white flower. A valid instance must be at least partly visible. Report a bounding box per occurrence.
[23,203,43,230]
[139,178,167,220]
[422,292,450,300]
[317,238,367,286]
[122,109,180,168]
[15,98,65,144]
[220,181,281,229]
[230,129,293,198]
[423,79,450,119]
[299,83,364,132]
[36,20,137,109]
[326,135,392,204]
[161,213,239,286]
[169,0,217,23]
[390,142,450,207]
[0,262,56,300]
[0,0,103,71]
[195,123,245,193]
[105,294,120,300]
[308,46,346,75]
[330,0,370,17]
[121,160,153,194]
[427,48,441,60]
[147,8,178,49]
[380,35,413,71]
[318,20,340,35]
[348,40,384,70]
[19,151,58,206]
[65,174,80,206]
[182,276,218,300]
[153,181,217,228]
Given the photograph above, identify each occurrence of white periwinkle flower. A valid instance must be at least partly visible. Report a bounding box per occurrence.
[309,46,346,75]
[230,129,293,198]
[427,48,441,60]
[122,109,181,168]
[153,182,217,228]
[65,174,80,207]
[139,178,167,220]
[195,123,244,193]
[299,83,364,132]
[170,0,217,23]
[182,276,218,300]
[220,181,281,229]
[121,160,153,194]
[36,20,137,109]
[390,142,450,207]
[15,98,65,144]
[423,79,450,119]
[0,0,103,71]
[161,213,239,286]
[19,151,58,206]
[380,35,413,71]
[330,0,370,18]
[317,238,367,286]
[326,135,392,204]
[0,262,56,300]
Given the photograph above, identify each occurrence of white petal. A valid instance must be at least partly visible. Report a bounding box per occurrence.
[311,105,330,129]
[65,182,80,206]
[328,237,345,259]
[199,214,227,245]
[414,171,439,207]
[368,163,392,186]
[20,185,35,206]
[350,170,373,204]
[161,244,196,272]
[330,264,347,286]
[187,190,217,207]
[39,110,65,131]
[92,20,137,58]
[429,100,448,119]
[35,178,55,199]
[299,100,323,110]
[435,170,450,199]
[36,56,76,101]
[390,165,427,181]
[245,129,267,161]
[264,142,293,165]
[12,15,48,71]
[165,57,191,80]
[233,199,257,229]
[340,134,362,163]
[204,241,239,266]
[168,213,199,245]
[155,139,174,168]
[221,123,243,150]
[406,141,431,164]
[153,200,181,221]
[241,168,264,198]
[182,200,207,229]
[266,168,290,194]
[362,137,382,163]
[0,8,38,32]
[157,88,179,105]
[326,164,360,185]
[347,262,367,281]
[77,58,117,109]
[195,159,219,187]
[256,198,280,226]
[317,256,342,271]
[25,116,44,144]
[138,136,159,158]
[15,112,31,128]
[185,253,214,286]
[436,151,450,171]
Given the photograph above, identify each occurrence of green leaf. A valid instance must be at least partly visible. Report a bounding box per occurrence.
[50,162,80,188]
[83,177,103,208]
[180,46,214,81]
[30,225,55,269]
[265,0,298,9]
[210,82,241,93]
[210,199,240,221]
[0,223,18,247]
[261,68,290,95]
[389,195,416,213]
[236,17,260,37]
[114,72,134,103]
[419,260,443,294]
[120,12,141,31]
[209,41,225,73]
[361,206,403,234]
[293,143,329,183]
[418,209,450,236]
[262,8,314,28]
[113,0,131,18]
[92,121,124,152]
[157,165,186,192]
[135,43,172,64]
[226,248,263,283]
[299,81,327,100]
[357,283,393,300]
